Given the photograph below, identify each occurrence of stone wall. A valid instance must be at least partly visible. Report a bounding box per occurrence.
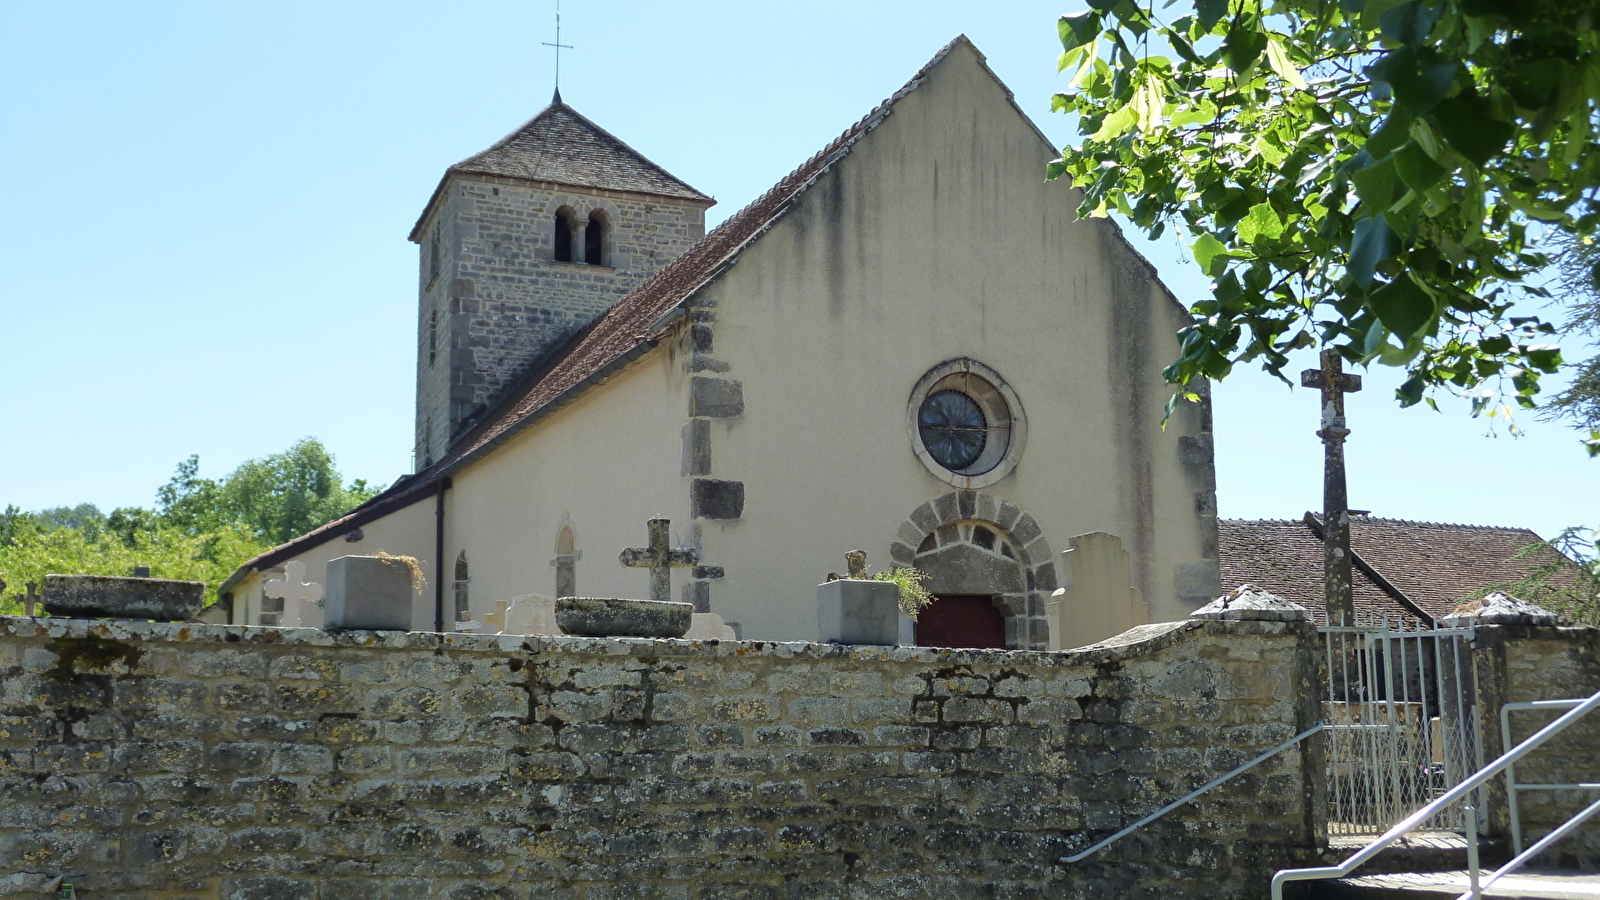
[1478,624,1600,867]
[0,615,1321,899]
[414,176,707,464]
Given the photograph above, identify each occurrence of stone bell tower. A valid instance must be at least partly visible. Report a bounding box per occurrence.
[409,99,714,468]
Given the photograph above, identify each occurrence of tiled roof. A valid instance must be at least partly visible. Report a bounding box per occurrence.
[409,101,711,240]
[426,36,979,476]
[1219,515,1573,622]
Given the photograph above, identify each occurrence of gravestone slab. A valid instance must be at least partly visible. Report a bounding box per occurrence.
[555,597,692,638]
[324,556,415,632]
[501,593,562,635]
[42,574,204,621]
[817,579,900,645]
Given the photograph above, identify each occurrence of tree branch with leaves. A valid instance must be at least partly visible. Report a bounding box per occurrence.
[1050,0,1600,429]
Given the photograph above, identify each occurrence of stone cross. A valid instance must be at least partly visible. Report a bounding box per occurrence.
[1301,349,1362,624]
[22,581,39,618]
[619,518,698,602]
[264,560,324,620]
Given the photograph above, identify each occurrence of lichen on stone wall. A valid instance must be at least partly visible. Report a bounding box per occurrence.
[0,614,1324,898]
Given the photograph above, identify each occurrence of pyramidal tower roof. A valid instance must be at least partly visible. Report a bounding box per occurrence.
[411,101,711,239]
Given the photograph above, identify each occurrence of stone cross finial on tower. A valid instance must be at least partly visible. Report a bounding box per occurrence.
[620,518,698,602]
[1301,348,1363,624]
[264,561,324,625]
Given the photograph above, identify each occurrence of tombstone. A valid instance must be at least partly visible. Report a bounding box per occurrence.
[684,612,737,641]
[619,517,698,602]
[263,561,324,627]
[323,555,414,632]
[1047,532,1149,649]
[817,551,899,645]
[42,574,203,621]
[499,592,563,636]
[554,596,692,638]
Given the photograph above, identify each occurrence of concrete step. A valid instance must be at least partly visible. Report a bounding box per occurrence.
[1312,870,1600,899]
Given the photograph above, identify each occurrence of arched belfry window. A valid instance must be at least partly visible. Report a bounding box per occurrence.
[585,209,609,266]
[453,551,470,624]
[553,207,577,262]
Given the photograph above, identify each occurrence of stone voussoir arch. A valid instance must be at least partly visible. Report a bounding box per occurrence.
[889,490,1057,650]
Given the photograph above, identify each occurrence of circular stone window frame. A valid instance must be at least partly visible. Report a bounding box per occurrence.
[906,358,1026,489]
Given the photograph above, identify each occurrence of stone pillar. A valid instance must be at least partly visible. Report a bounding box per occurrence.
[1046,532,1148,650]
[1447,593,1599,857]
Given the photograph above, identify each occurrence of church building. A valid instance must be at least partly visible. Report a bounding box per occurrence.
[219,36,1220,650]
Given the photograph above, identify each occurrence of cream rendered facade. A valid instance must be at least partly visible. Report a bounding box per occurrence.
[223,38,1217,649]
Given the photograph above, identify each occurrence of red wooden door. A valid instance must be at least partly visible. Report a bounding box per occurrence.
[914,594,1006,649]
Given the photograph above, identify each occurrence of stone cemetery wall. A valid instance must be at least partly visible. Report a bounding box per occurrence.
[0,615,1323,899]
[1480,624,1600,867]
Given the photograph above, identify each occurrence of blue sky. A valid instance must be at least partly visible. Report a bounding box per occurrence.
[0,0,1592,538]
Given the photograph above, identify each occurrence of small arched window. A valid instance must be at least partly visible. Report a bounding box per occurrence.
[553,207,576,262]
[585,209,608,266]
[453,551,470,624]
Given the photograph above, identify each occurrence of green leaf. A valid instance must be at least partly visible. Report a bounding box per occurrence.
[1265,38,1306,89]
[1379,0,1444,48]
[1093,105,1138,141]
[1369,274,1436,339]
[1432,97,1514,166]
[1059,12,1102,53]
[1238,202,1285,242]
[1223,26,1269,74]
[1397,374,1426,406]
[1394,141,1446,192]
[1351,155,1402,212]
[1196,0,1229,31]
[1367,108,1414,159]
[1192,232,1228,277]
[1367,47,1458,115]
[1349,216,1395,289]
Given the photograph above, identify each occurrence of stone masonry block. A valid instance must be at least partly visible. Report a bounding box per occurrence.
[689,376,744,418]
[691,479,744,520]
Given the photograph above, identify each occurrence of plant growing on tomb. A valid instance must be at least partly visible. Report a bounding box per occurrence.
[872,567,934,618]
[372,550,428,594]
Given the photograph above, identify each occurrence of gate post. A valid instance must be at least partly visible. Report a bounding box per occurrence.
[1444,594,1566,840]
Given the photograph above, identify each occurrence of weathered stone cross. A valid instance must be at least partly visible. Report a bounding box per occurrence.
[1301,348,1362,625]
[21,582,38,618]
[619,518,698,602]
[264,560,323,624]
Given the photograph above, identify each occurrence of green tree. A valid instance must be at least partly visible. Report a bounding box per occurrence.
[1050,0,1600,419]
[1471,526,1600,623]
[1539,232,1600,454]
[0,437,377,613]
[153,438,379,545]
[209,438,379,545]
[0,520,265,615]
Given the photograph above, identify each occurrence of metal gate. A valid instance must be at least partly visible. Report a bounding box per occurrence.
[1319,614,1484,835]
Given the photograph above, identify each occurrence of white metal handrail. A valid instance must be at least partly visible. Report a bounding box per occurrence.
[1271,687,1600,900]
[1449,795,1600,900]
[1061,724,1325,863]
[1501,698,1600,855]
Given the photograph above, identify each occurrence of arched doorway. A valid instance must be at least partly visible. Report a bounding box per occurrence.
[889,491,1056,650]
